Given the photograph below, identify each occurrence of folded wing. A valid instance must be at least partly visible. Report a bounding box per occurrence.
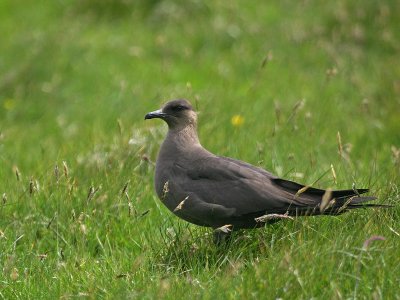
[176,156,375,217]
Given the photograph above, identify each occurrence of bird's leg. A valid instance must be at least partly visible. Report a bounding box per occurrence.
[213,231,232,245]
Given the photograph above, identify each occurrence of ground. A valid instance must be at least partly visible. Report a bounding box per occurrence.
[0,0,399,298]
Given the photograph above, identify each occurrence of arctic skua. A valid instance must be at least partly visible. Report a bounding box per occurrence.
[145,99,384,238]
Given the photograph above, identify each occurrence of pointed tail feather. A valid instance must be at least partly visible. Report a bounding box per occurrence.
[348,196,377,204]
[346,196,393,208]
[284,195,391,216]
[325,196,392,214]
[271,178,370,199]
[347,204,393,209]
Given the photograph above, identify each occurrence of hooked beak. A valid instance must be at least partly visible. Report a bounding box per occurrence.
[144,109,167,120]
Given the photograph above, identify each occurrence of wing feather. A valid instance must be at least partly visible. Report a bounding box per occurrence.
[177,156,317,216]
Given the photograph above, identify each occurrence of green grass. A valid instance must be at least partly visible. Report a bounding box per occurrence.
[1,0,399,298]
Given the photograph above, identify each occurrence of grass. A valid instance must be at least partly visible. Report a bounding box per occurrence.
[1,0,399,298]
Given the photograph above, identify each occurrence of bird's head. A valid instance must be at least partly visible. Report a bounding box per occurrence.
[145,99,197,130]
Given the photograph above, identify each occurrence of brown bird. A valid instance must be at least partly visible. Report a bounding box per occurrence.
[145,99,383,241]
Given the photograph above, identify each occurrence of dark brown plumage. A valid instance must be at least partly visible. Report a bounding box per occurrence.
[145,99,383,233]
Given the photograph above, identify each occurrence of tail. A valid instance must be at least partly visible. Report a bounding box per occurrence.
[273,178,390,208]
[272,178,371,199]
[326,195,392,213]
[269,178,392,216]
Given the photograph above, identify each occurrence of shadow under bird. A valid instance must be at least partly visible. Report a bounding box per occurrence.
[145,99,385,240]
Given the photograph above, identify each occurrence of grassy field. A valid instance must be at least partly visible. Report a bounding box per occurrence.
[1,0,399,298]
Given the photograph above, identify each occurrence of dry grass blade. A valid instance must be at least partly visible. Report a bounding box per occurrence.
[260,50,273,68]
[362,235,386,250]
[337,197,353,214]
[121,181,130,195]
[330,164,337,184]
[37,254,48,261]
[29,177,35,195]
[46,214,56,229]
[337,131,343,157]
[388,226,400,237]
[214,224,233,233]
[320,188,333,213]
[162,181,169,201]
[128,201,133,216]
[173,196,189,212]
[255,213,294,223]
[87,186,95,201]
[125,191,137,216]
[87,186,100,202]
[117,118,124,136]
[286,99,305,124]
[54,164,59,183]
[62,161,69,179]
[14,166,21,181]
[352,183,361,196]
[295,185,310,197]
[295,168,332,198]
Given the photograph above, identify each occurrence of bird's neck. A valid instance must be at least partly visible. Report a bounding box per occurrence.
[157,124,205,164]
[166,124,201,151]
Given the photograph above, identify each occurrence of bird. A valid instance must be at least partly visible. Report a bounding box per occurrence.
[145,99,384,241]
